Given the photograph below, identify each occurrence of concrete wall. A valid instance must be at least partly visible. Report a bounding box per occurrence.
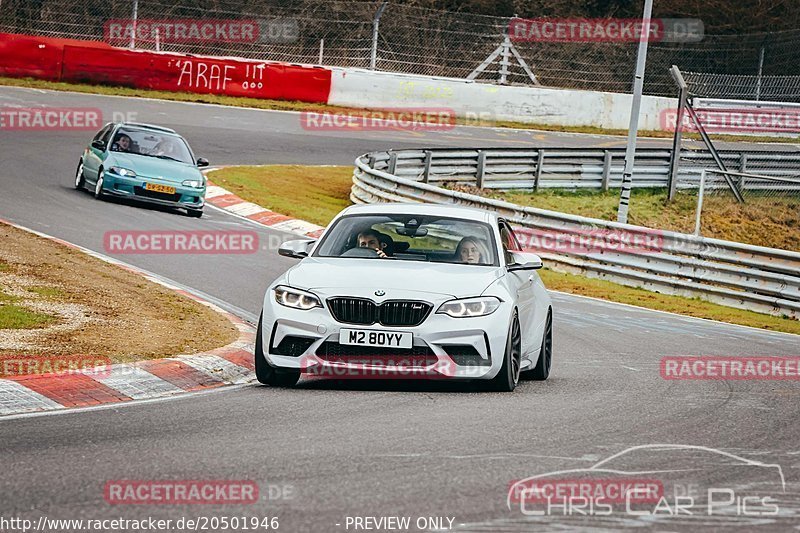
[328,67,676,131]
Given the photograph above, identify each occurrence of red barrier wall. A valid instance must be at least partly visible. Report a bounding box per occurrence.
[0,33,112,80]
[61,47,331,102]
[0,33,332,104]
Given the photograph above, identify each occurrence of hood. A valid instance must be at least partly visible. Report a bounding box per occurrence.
[286,257,503,299]
[107,153,201,183]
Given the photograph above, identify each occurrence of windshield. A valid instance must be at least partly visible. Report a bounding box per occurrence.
[314,214,498,266]
[110,127,194,165]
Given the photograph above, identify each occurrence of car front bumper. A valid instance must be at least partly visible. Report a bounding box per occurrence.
[260,289,514,381]
[102,173,205,209]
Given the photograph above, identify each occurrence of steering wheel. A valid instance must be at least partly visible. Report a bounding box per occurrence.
[340,247,381,258]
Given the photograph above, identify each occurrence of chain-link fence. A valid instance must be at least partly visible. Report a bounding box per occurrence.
[684,72,800,103]
[2,0,800,97]
[672,170,800,250]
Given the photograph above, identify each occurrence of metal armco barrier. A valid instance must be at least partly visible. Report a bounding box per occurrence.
[365,147,800,190]
[352,150,800,319]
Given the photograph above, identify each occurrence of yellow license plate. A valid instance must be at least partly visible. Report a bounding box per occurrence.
[145,183,176,194]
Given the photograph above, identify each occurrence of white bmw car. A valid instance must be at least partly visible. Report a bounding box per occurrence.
[256,203,553,391]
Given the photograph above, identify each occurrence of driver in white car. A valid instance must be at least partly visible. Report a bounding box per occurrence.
[356,229,392,258]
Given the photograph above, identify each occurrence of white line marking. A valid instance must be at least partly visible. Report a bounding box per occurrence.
[0,383,253,421]
[550,290,800,339]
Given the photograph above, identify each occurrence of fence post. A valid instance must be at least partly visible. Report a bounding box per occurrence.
[601,150,612,191]
[694,169,707,236]
[129,0,139,49]
[534,149,545,191]
[388,151,397,175]
[499,36,511,85]
[370,1,388,70]
[667,66,688,202]
[422,150,432,183]
[476,151,486,189]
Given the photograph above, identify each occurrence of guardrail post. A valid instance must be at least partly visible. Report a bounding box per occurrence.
[422,150,432,183]
[368,154,376,169]
[694,169,707,236]
[476,151,486,189]
[738,153,747,192]
[534,149,545,192]
[601,151,612,191]
[388,151,398,175]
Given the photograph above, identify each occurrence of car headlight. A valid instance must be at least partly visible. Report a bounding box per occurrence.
[274,285,322,310]
[110,167,136,177]
[182,179,203,188]
[437,296,501,318]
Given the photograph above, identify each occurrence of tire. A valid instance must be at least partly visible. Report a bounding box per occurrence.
[186,208,203,218]
[74,162,86,190]
[94,169,105,199]
[486,310,521,392]
[523,309,552,381]
[254,312,300,387]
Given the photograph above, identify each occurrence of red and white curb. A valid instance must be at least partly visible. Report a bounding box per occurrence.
[0,218,257,417]
[203,172,325,239]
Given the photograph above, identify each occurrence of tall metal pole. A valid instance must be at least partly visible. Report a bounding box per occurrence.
[617,0,654,224]
[666,65,688,201]
[129,0,139,49]
[755,46,765,101]
[370,1,388,70]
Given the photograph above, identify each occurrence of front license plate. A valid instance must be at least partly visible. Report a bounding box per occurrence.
[145,182,176,194]
[339,328,413,349]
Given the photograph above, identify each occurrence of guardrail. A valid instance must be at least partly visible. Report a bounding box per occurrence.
[365,147,800,190]
[352,150,800,319]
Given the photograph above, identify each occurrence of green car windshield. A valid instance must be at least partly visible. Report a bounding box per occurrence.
[110,128,194,165]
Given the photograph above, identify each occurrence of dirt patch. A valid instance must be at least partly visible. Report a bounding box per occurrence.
[0,222,238,365]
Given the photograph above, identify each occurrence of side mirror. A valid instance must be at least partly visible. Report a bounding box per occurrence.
[196,157,209,168]
[91,140,106,151]
[507,251,543,271]
[278,239,316,259]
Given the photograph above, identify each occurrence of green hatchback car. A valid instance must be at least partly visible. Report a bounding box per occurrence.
[75,122,209,218]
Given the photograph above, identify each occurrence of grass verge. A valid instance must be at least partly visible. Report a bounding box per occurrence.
[0,302,55,329]
[2,76,798,144]
[478,187,800,251]
[210,164,799,334]
[208,165,353,227]
[0,222,238,364]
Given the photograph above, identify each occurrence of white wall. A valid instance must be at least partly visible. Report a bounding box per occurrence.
[328,67,676,131]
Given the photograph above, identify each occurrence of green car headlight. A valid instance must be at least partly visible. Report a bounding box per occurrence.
[110,167,136,177]
[274,285,322,310]
[182,179,203,188]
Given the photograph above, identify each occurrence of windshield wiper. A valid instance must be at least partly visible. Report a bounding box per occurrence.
[153,154,184,163]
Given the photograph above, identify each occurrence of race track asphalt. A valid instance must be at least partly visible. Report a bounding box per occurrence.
[1,86,798,531]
